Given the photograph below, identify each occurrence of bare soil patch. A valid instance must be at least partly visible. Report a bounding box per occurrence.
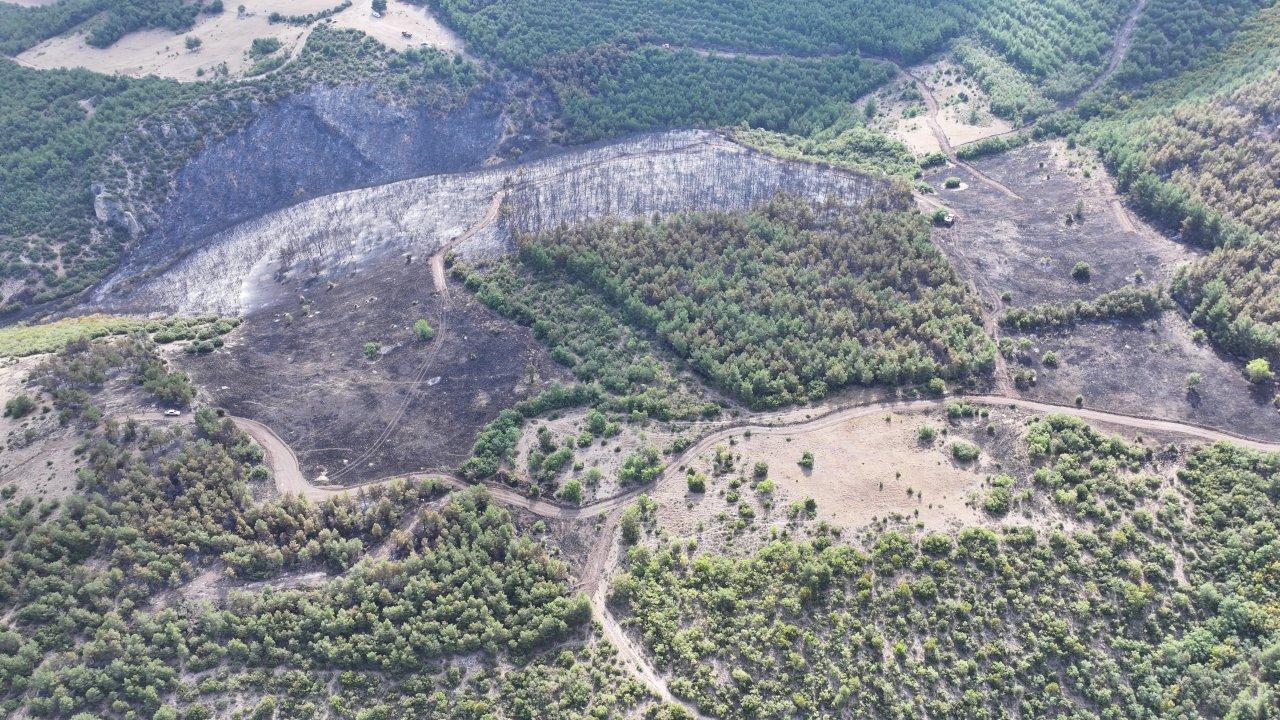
[0,357,81,502]
[871,57,1013,156]
[174,249,569,484]
[16,0,327,80]
[920,58,1015,147]
[643,409,1024,554]
[330,0,471,56]
[926,142,1198,309]
[14,0,467,82]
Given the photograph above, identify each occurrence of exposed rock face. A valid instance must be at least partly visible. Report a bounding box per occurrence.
[95,130,885,315]
[118,83,505,272]
[91,183,142,238]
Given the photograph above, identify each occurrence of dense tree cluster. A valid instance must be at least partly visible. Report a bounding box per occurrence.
[952,40,1055,124]
[733,113,921,180]
[958,0,1129,100]
[0,0,103,55]
[611,415,1280,718]
[1112,0,1273,87]
[425,0,961,69]
[84,0,206,49]
[1086,11,1280,365]
[537,45,893,141]
[0,337,639,717]
[456,260,722,422]
[517,192,995,407]
[1000,285,1167,330]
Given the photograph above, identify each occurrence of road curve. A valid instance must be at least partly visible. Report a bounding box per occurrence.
[228,393,1280,512]
[177,392,1279,713]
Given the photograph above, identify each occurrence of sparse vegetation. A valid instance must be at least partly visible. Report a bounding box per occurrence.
[0,315,238,358]
[1000,285,1167,330]
[1245,357,1275,384]
[3,393,35,418]
[1071,261,1092,281]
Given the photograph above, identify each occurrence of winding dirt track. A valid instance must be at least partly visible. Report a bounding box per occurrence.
[233,394,1280,511]
[887,62,1023,199]
[219,391,1280,710]
[952,0,1149,149]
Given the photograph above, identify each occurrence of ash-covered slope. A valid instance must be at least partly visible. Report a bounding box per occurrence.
[96,131,883,314]
[121,84,505,273]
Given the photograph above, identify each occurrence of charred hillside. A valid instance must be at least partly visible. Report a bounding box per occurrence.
[97,130,885,315]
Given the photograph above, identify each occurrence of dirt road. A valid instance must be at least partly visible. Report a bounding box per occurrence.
[1083,0,1149,97]
[230,392,1280,510]
[890,63,1023,199]
[429,188,507,294]
[114,390,1261,708]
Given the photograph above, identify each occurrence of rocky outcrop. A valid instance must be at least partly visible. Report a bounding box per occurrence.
[91,183,143,238]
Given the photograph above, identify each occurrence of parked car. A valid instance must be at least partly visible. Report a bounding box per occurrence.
[163,409,181,417]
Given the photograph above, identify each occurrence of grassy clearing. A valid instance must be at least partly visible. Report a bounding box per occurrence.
[0,314,238,357]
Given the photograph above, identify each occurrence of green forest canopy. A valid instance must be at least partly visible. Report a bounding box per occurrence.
[513,193,996,408]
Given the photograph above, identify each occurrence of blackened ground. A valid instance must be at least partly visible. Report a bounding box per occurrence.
[1009,313,1280,441]
[128,84,505,273]
[926,143,1197,310]
[176,249,569,483]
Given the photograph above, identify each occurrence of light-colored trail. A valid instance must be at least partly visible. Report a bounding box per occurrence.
[891,62,1022,199]
[1083,0,1149,97]
[429,188,507,293]
[229,392,1280,511]
[953,0,1149,149]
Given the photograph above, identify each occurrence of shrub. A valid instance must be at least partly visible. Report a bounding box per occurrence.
[362,342,380,359]
[1042,351,1059,367]
[950,441,980,462]
[944,177,962,189]
[1071,262,1092,281]
[558,478,583,504]
[413,319,436,341]
[250,37,282,57]
[4,394,35,418]
[185,36,202,50]
[686,472,706,493]
[798,451,815,470]
[618,446,664,485]
[917,424,936,443]
[620,505,642,543]
[1245,358,1275,384]
[982,474,1014,515]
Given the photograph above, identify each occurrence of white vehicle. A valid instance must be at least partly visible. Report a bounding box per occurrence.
[163,408,182,417]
